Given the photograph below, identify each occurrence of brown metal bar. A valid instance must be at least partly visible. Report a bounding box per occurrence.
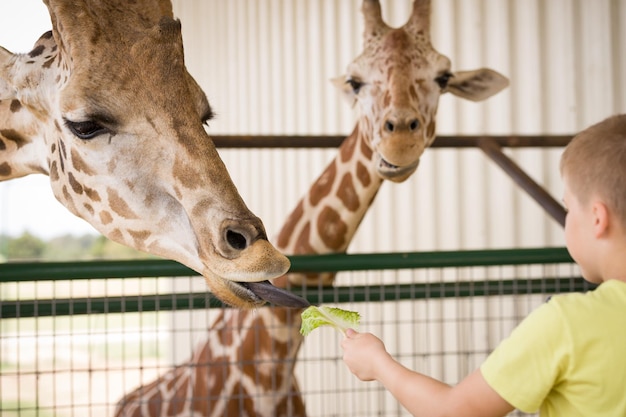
[211,135,572,149]
[210,133,571,227]
[478,138,566,227]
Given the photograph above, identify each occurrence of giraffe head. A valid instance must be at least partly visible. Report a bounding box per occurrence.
[0,0,305,309]
[334,0,509,183]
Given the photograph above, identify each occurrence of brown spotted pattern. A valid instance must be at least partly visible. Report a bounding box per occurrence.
[113,0,508,415]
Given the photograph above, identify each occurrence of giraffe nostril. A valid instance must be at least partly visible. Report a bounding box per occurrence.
[409,119,419,131]
[226,230,248,250]
[385,120,395,132]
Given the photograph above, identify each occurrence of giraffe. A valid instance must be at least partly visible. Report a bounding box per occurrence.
[113,1,509,416]
[0,0,307,309]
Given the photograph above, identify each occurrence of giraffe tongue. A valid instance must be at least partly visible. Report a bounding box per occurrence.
[244,281,310,309]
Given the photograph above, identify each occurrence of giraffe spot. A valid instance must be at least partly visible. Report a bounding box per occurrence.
[107,188,139,219]
[109,229,123,243]
[167,374,188,415]
[99,210,113,225]
[340,128,358,163]
[50,161,59,181]
[317,206,347,251]
[276,200,304,249]
[28,45,45,58]
[383,90,391,108]
[61,186,77,212]
[58,138,67,158]
[294,222,315,254]
[0,129,28,148]
[9,100,21,113]
[222,383,256,416]
[42,57,55,69]
[0,162,11,177]
[276,391,306,416]
[129,229,150,248]
[409,84,418,101]
[172,156,201,189]
[271,304,301,326]
[356,161,371,187]
[427,119,436,140]
[58,140,67,173]
[241,316,288,384]
[83,203,94,216]
[143,390,165,417]
[70,149,95,175]
[84,186,101,202]
[206,355,231,401]
[68,172,84,195]
[360,133,374,160]
[337,173,359,212]
[309,160,336,207]
[0,140,5,151]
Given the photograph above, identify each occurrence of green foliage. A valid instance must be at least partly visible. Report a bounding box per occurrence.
[5,231,45,260]
[300,305,361,336]
[0,232,152,261]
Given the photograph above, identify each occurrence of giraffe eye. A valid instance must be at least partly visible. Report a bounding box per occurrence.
[346,78,364,94]
[435,72,453,90]
[65,119,109,140]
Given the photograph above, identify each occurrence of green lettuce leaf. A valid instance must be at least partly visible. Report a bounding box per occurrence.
[300,305,361,336]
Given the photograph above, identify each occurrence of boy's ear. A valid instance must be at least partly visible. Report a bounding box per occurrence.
[592,201,610,238]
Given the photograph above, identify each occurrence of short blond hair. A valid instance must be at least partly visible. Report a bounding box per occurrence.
[560,114,626,227]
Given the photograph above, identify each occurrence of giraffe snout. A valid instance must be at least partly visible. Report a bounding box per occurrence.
[207,219,291,282]
[378,109,424,167]
[383,114,420,134]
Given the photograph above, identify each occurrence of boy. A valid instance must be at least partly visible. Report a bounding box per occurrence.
[341,114,626,416]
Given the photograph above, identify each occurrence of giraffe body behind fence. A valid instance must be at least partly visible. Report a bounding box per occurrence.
[114,0,508,415]
[0,0,308,309]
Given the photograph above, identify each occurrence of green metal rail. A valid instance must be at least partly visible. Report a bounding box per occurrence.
[1,247,590,318]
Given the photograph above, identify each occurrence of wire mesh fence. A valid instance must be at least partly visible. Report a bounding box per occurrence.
[0,248,588,417]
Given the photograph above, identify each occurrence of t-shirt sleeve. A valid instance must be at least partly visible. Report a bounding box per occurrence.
[480,301,570,413]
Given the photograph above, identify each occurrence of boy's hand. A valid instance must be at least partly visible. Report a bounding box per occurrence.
[341,328,391,381]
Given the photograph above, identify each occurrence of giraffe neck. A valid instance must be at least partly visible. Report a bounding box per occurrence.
[115,307,305,417]
[275,120,383,287]
[114,120,384,417]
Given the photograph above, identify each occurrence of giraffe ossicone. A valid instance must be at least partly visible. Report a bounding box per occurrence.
[114,1,509,416]
[0,0,305,309]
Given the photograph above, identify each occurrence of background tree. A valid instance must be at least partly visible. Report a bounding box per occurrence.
[6,231,45,260]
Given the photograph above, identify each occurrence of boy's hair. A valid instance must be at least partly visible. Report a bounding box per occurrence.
[560,114,626,227]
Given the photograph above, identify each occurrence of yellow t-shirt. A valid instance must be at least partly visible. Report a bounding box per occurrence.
[481,279,626,416]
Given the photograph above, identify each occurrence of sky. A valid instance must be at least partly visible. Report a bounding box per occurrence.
[0,1,99,238]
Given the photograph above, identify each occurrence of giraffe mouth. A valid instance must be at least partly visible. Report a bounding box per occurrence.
[239,281,311,308]
[376,154,420,180]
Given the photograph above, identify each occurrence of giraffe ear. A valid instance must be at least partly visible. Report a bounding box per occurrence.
[331,75,357,107]
[445,68,509,102]
[0,46,16,100]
